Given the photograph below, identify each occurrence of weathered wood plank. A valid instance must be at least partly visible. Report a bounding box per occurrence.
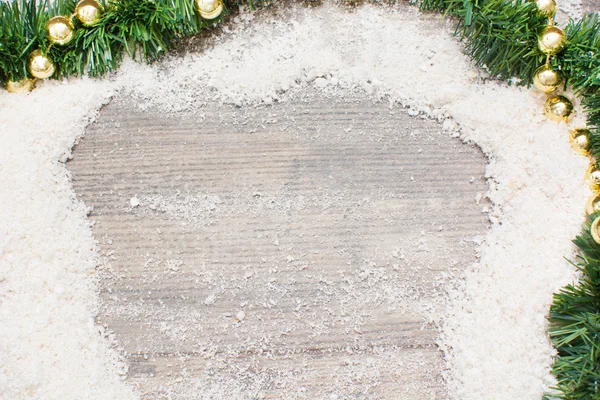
[583,0,600,13]
[69,93,488,399]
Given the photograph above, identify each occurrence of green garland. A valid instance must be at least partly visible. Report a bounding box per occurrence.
[0,0,271,82]
[1,0,599,398]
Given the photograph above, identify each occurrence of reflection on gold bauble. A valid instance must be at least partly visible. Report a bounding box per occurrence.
[5,78,36,93]
[28,50,56,79]
[544,95,574,122]
[47,16,74,45]
[538,25,566,55]
[569,128,590,156]
[586,164,600,187]
[76,0,103,27]
[533,65,562,93]
[195,0,223,19]
[591,216,600,244]
[535,0,557,18]
[586,192,600,215]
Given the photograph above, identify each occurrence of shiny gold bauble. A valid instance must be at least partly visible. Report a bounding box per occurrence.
[28,50,56,79]
[538,25,567,55]
[534,0,557,18]
[195,0,223,19]
[544,95,574,122]
[75,0,104,27]
[586,192,600,215]
[533,65,562,93]
[585,164,600,187]
[569,128,590,155]
[5,78,36,93]
[47,16,74,45]
[591,216,600,244]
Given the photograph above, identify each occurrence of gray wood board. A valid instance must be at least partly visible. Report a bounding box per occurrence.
[69,91,489,398]
[584,0,600,13]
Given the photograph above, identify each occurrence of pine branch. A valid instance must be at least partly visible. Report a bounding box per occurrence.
[421,0,547,84]
[104,0,178,62]
[545,215,600,399]
[557,15,600,163]
[0,0,49,82]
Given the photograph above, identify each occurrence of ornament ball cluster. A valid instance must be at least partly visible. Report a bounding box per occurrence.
[531,0,574,123]
[529,0,600,243]
[22,0,105,85]
[6,0,224,93]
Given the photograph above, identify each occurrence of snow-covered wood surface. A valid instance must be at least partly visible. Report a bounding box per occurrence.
[68,1,600,395]
[585,0,600,11]
[69,93,489,399]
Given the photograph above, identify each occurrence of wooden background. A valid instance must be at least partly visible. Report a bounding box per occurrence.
[70,92,489,399]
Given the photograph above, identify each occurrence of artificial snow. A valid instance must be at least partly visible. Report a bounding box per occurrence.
[0,2,588,399]
[0,81,134,398]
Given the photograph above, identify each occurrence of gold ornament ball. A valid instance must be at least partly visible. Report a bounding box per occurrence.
[535,0,557,18]
[587,192,600,215]
[586,164,600,187]
[5,78,36,93]
[47,16,74,45]
[590,172,600,185]
[76,0,104,27]
[544,95,574,122]
[28,50,56,79]
[538,25,566,55]
[195,0,223,19]
[591,216,600,244]
[533,65,562,93]
[569,128,590,155]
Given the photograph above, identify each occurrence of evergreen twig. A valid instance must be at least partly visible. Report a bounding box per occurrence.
[0,0,48,82]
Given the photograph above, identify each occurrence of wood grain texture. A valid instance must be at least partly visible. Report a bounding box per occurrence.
[68,93,489,399]
[583,0,600,13]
